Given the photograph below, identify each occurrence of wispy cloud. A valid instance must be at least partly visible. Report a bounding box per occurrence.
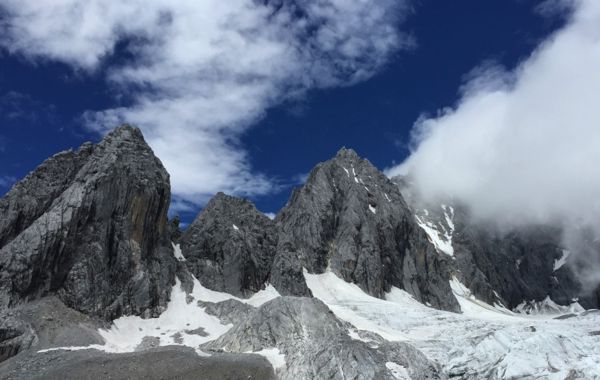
[291,172,310,185]
[0,176,16,189]
[0,91,57,124]
[0,0,412,206]
[388,0,600,287]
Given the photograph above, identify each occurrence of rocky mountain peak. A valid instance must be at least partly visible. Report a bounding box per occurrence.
[270,149,459,311]
[104,123,145,142]
[3,126,599,379]
[180,193,277,298]
[334,146,360,160]
[205,192,264,219]
[0,125,176,320]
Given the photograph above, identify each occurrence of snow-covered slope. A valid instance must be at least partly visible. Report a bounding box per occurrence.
[414,204,455,257]
[35,265,600,379]
[38,267,280,358]
[305,270,600,379]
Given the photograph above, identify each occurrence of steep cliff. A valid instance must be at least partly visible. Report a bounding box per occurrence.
[394,175,599,310]
[0,125,177,320]
[271,148,459,311]
[180,193,277,297]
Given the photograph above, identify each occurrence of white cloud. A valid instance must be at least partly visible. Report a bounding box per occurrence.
[0,0,410,205]
[389,0,600,286]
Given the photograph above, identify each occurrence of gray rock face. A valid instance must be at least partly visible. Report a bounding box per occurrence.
[394,176,600,310]
[167,215,183,244]
[0,314,37,363]
[178,149,458,311]
[271,148,459,311]
[0,125,176,320]
[180,193,277,297]
[198,298,256,326]
[0,144,93,249]
[0,296,104,364]
[453,222,581,308]
[204,296,445,380]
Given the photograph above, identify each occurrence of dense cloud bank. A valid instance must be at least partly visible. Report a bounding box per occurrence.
[389,0,600,288]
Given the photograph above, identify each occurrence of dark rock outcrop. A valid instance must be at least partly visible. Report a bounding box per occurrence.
[0,125,177,320]
[453,221,582,308]
[180,193,277,297]
[198,299,256,326]
[168,215,183,244]
[271,148,459,311]
[394,175,600,310]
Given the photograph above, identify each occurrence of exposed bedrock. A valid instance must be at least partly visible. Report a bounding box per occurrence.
[271,149,459,311]
[0,125,177,320]
[203,296,445,380]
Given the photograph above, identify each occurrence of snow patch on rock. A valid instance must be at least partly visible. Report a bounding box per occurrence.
[415,214,454,256]
[39,275,280,356]
[172,243,186,262]
[247,347,286,370]
[553,249,570,271]
[386,362,410,379]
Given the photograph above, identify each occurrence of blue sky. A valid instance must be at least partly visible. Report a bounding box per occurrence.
[0,1,576,224]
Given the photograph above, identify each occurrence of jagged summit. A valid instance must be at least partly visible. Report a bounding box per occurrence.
[0,124,176,320]
[334,146,361,160]
[270,148,460,311]
[106,123,145,139]
[180,192,277,298]
[180,148,459,311]
[204,192,262,216]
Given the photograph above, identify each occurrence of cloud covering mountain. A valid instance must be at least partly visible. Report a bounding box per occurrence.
[389,0,600,287]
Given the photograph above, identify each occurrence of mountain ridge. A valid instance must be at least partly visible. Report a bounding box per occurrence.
[1,125,599,379]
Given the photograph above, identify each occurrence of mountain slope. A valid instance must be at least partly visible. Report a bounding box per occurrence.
[180,192,277,297]
[2,126,599,379]
[394,175,600,310]
[272,148,459,311]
